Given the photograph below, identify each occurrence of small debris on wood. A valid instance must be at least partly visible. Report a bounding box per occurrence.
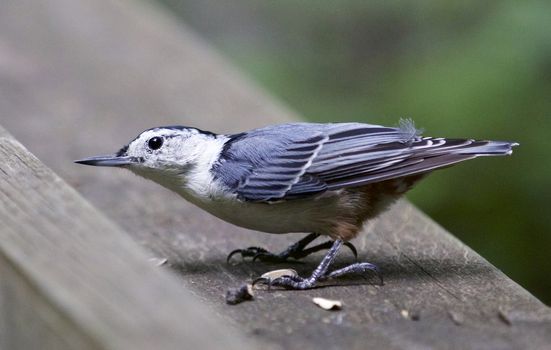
[400,309,420,321]
[448,310,464,325]
[313,297,343,311]
[148,257,168,267]
[226,284,254,305]
[498,309,512,326]
[260,269,297,280]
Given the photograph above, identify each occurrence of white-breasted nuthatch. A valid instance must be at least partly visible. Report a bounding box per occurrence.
[76,120,518,289]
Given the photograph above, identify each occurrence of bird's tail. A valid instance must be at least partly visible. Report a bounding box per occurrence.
[387,138,519,181]
[312,133,518,191]
[447,139,519,157]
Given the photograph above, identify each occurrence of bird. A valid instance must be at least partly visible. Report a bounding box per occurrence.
[75,119,518,290]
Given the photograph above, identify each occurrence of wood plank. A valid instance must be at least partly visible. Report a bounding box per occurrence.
[0,128,258,349]
[0,252,99,350]
[1,0,550,348]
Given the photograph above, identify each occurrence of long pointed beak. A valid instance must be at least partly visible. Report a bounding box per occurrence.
[74,155,135,167]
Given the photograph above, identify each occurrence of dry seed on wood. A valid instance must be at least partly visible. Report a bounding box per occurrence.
[313,297,343,311]
[260,269,297,280]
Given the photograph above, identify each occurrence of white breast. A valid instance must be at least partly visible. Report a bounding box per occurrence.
[181,190,344,235]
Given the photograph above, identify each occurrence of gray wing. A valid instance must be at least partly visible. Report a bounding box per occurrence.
[212,123,330,201]
[214,121,515,202]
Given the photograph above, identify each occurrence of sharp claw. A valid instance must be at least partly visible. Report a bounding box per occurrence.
[359,267,383,285]
[363,263,384,285]
[226,249,243,263]
[343,242,358,259]
[373,267,384,286]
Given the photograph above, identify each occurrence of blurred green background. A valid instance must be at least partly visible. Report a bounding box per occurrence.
[157,0,551,304]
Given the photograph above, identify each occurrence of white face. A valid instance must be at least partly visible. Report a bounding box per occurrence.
[76,125,226,198]
[118,127,216,173]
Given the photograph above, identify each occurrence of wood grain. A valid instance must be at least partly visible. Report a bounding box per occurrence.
[0,128,258,349]
[0,0,550,348]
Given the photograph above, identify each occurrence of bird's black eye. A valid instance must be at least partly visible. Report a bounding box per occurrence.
[147,137,163,150]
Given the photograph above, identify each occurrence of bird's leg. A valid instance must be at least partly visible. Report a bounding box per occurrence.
[253,239,382,290]
[227,233,358,263]
[296,240,358,262]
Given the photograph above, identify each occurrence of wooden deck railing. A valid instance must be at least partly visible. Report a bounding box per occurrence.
[1,0,550,349]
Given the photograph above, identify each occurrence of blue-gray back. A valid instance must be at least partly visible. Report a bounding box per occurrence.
[212,121,515,202]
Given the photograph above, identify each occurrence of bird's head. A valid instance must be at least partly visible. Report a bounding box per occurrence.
[75,126,219,181]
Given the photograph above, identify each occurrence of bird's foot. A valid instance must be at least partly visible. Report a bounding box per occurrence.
[226,246,270,262]
[253,274,315,290]
[326,262,383,286]
[227,239,358,263]
[253,261,382,290]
